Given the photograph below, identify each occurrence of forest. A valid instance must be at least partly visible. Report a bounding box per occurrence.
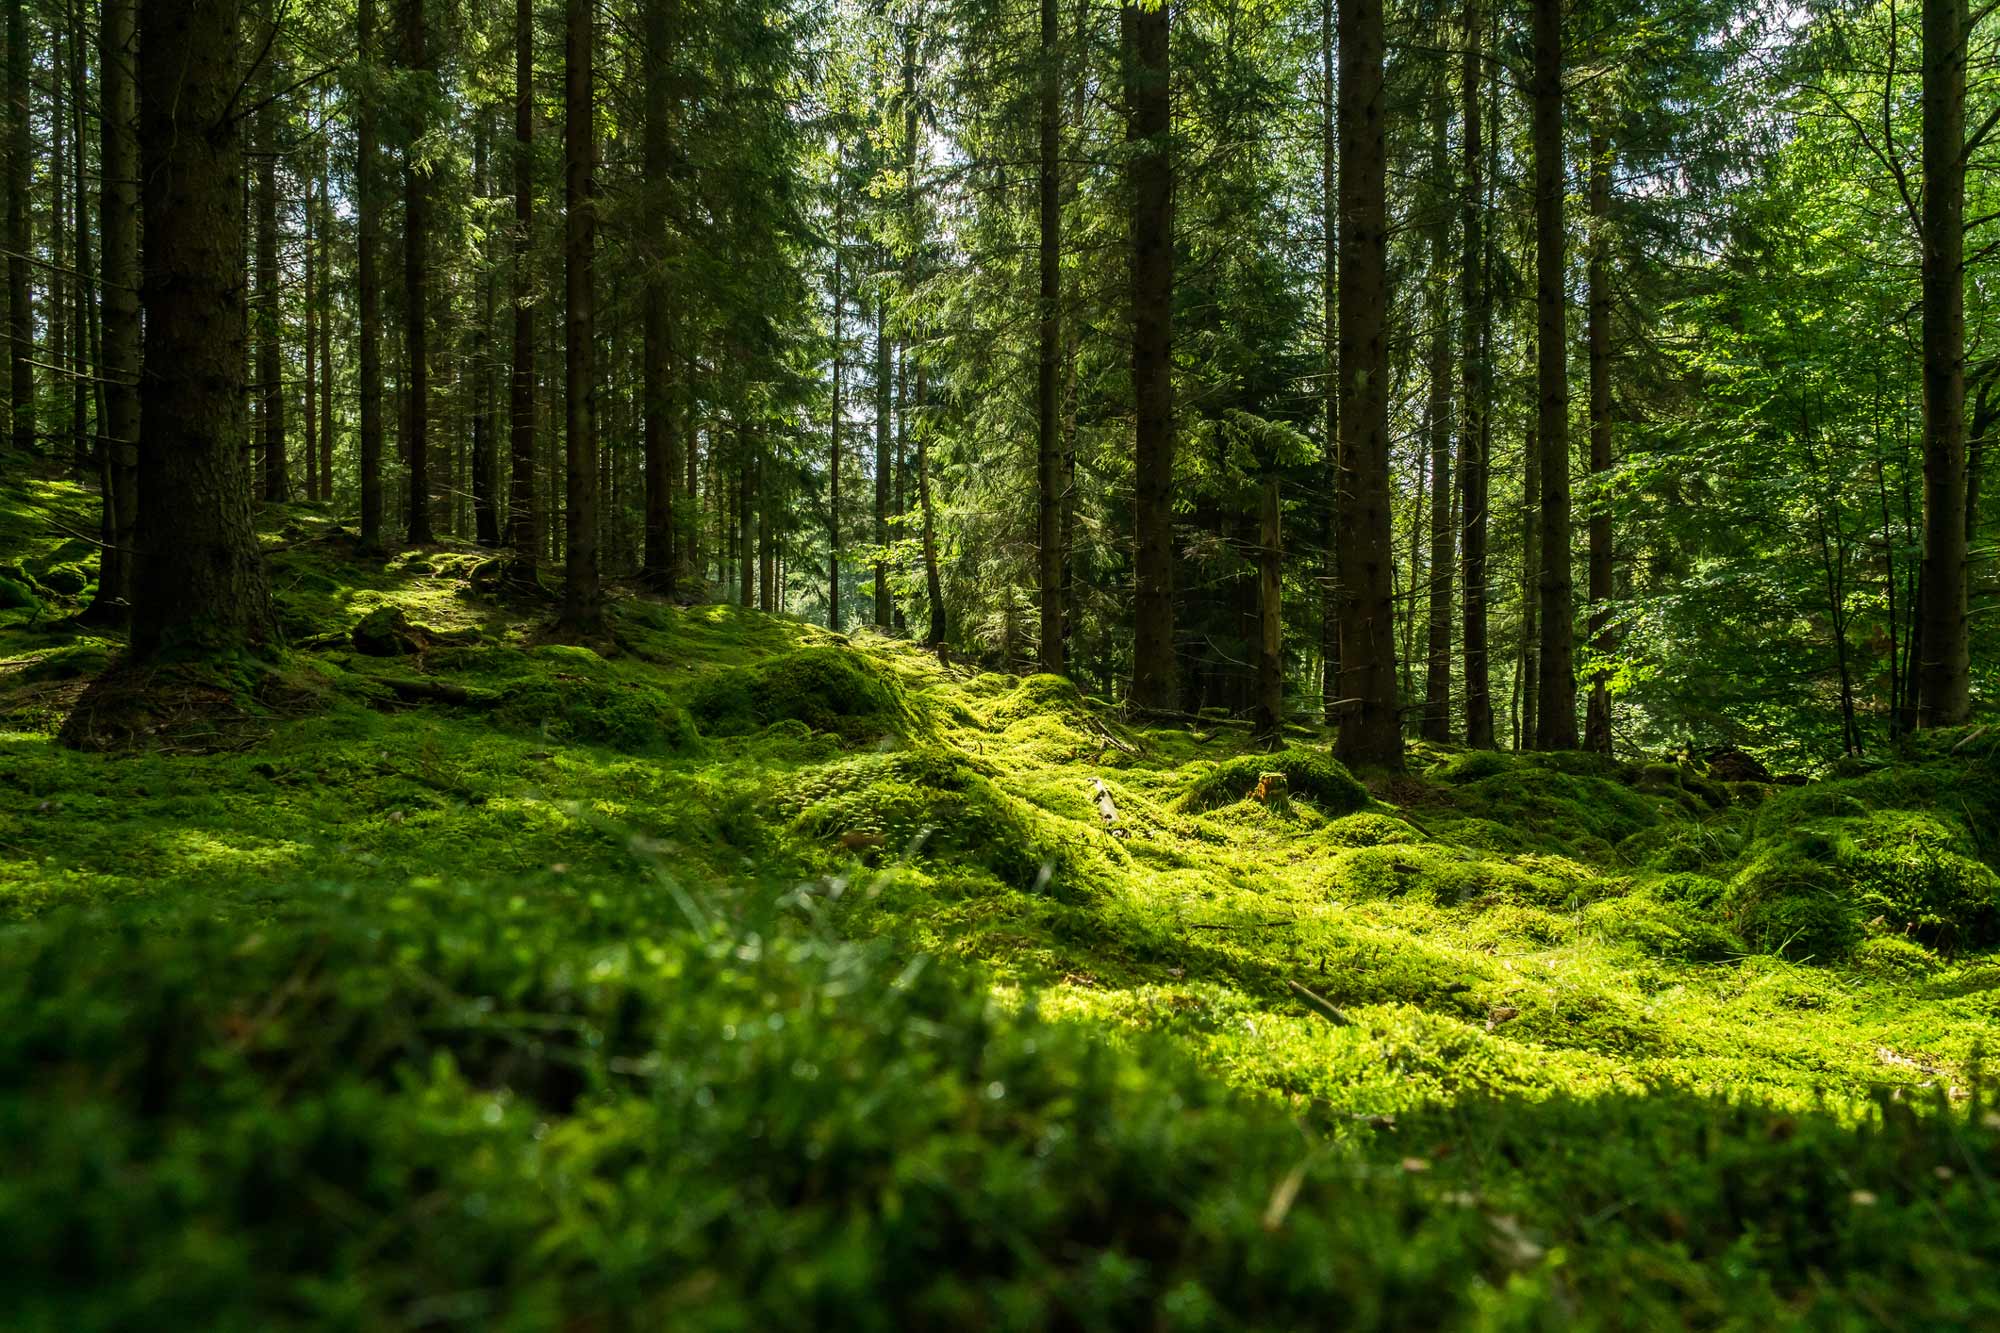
[3,0,2000,1324]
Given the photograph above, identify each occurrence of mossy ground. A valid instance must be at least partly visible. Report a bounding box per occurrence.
[5,475,2000,1328]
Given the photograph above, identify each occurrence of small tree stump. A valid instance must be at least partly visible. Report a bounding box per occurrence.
[1251,771,1290,812]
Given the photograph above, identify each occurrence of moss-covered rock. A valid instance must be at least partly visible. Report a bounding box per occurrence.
[1322,811,1422,848]
[0,574,38,612]
[1177,748,1368,815]
[494,678,699,755]
[1586,891,1742,962]
[1724,836,1862,962]
[35,563,89,597]
[1842,812,2000,954]
[688,646,905,742]
[1429,749,1513,785]
[1851,934,1943,980]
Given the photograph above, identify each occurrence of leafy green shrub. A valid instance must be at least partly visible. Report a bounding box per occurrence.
[1176,748,1368,815]
[688,646,905,742]
[1724,838,1862,961]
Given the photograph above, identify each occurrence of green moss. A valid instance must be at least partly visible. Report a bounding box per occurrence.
[1587,891,1743,962]
[1430,749,1513,785]
[1322,811,1422,847]
[1851,934,1942,979]
[1449,767,1659,856]
[1725,838,1862,961]
[0,574,37,611]
[493,678,699,755]
[1842,813,2000,954]
[35,562,89,597]
[1176,748,1368,815]
[688,646,906,742]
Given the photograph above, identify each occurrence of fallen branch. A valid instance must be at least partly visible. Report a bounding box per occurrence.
[1286,979,1353,1028]
[1091,778,1128,838]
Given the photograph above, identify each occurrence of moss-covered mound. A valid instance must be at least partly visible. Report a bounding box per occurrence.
[689,645,906,742]
[1176,748,1368,815]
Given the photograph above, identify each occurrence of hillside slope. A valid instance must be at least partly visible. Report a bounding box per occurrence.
[4,477,1999,1329]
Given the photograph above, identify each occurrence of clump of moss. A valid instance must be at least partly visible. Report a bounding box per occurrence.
[1586,891,1742,962]
[1851,934,1943,980]
[1429,749,1513,785]
[688,646,906,742]
[1322,811,1421,848]
[494,678,699,755]
[20,642,112,682]
[1176,748,1367,815]
[1651,871,1728,910]
[1448,766,1659,855]
[1724,835,1862,962]
[1617,820,1745,873]
[0,573,38,612]
[1843,812,2000,954]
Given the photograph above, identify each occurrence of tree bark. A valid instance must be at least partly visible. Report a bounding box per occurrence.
[1583,123,1615,754]
[318,108,334,505]
[642,0,678,591]
[1422,94,1453,743]
[131,0,275,658]
[829,155,844,630]
[1037,0,1064,672]
[8,0,32,454]
[304,136,319,504]
[1335,0,1401,769]
[562,0,600,629]
[917,363,946,647]
[1459,0,1492,747]
[256,1,286,503]
[1256,470,1283,736]
[86,0,138,621]
[1123,0,1175,710]
[1531,0,1576,749]
[508,0,538,573]
[1919,0,1971,725]
[874,288,891,626]
[470,114,499,546]
[357,0,385,550]
[403,0,434,543]
[1317,0,1341,724]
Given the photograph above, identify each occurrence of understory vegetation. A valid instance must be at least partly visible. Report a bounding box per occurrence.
[5,476,2000,1329]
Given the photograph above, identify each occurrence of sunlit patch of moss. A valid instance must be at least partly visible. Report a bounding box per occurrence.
[1175,748,1368,815]
[687,644,910,743]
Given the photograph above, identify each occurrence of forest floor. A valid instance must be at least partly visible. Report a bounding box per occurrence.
[5,473,2000,1329]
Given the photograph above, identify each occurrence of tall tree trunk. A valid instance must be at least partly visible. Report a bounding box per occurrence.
[318,107,334,505]
[357,0,385,550]
[1531,0,1576,749]
[642,0,678,591]
[256,1,287,504]
[1335,0,1401,769]
[1256,470,1283,736]
[562,0,600,628]
[917,364,946,647]
[1037,0,1064,672]
[403,0,433,543]
[8,0,32,454]
[829,160,844,630]
[130,0,274,658]
[68,7,89,480]
[304,147,319,503]
[739,430,755,606]
[874,289,891,626]
[472,114,500,546]
[1919,0,1971,725]
[508,0,537,573]
[1124,0,1175,710]
[1319,0,1339,723]
[1459,0,1493,747]
[1521,419,1540,749]
[85,0,138,622]
[1422,94,1453,743]
[1583,122,1615,754]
